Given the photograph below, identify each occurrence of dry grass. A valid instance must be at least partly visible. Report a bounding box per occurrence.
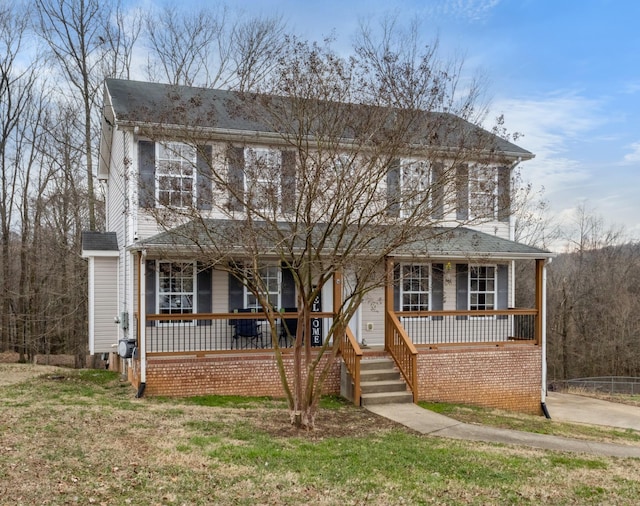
[2,364,640,505]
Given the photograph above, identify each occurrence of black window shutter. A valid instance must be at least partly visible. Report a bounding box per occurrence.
[497,166,510,222]
[145,260,156,327]
[281,263,296,309]
[227,146,245,212]
[456,263,468,320]
[431,162,444,220]
[456,164,469,221]
[497,264,508,319]
[196,145,213,211]
[431,263,444,321]
[387,159,401,217]
[138,141,156,209]
[393,263,400,311]
[197,263,213,326]
[431,263,444,310]
[281,151,296,214]
[228,271,245,311]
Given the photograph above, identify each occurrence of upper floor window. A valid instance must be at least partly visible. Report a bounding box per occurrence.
[156,142,196,208]
[157,261,195,317]
[245,264,281,309]
[469,265,496,311]
[244,148,281,211]
[469,165,497,219]
[400,159,430,217]
[400,264,430,311]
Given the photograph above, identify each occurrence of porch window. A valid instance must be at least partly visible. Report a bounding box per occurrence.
[400,264,430,311]
[244,148,281,211]
[469,165,497,219]
[469,265,496,311]
[156,142,196,207]
[245,265,281,309]
[400,159,430,217]
[157,261,195,317]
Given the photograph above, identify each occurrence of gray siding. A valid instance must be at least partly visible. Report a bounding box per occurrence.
[91,257,119,354]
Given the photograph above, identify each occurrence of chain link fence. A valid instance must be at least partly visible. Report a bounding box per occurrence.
[551,377,640,395]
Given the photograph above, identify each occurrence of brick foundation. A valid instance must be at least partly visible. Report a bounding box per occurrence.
[417,344,542,414]
[127,345,542,415]
[140,351,341,398]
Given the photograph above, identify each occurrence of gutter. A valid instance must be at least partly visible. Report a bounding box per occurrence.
[541,258,551,418]
[137,249,147,397]
[116,121,534,162]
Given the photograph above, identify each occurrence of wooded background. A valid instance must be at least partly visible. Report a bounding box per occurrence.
[1,1,636,379]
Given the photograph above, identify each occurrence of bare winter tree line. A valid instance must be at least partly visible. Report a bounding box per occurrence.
[515,199,640,382]
[0,0,288,365]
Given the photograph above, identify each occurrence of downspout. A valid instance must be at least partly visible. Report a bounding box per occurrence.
[136,249,147,398]
[540,258,551,418]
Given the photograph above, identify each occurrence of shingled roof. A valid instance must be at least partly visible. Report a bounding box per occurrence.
[133,220,552,260]
[82,231,118,252]
[104,78,533,160]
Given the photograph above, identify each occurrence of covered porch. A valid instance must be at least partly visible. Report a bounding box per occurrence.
[129,241,550,411]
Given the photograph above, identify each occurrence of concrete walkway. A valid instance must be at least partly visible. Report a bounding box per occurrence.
[367,396,640,458]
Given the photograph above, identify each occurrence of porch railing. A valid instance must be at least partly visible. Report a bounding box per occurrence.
[144,312,334,354]
[385,310,418,402]
[340,326,363,405]
[396,309,538,347]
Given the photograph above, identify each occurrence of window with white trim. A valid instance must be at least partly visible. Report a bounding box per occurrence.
[156,142,196,207]
[469,265,496,311]
[400,264,430,311]
[400,159,430,217]
[157,261,195,317]
[245,265,281,309]
[244,148,281,211]
[469,165,497,219]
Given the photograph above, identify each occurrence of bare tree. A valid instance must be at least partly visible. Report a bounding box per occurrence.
[0,3,43,352]
[141,20,511,428]
[143,4,287,91]
[34,0,114,231]
[101,0,142,80]
[143,4,231,87]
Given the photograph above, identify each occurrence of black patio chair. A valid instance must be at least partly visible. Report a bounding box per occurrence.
[230,309,264,349]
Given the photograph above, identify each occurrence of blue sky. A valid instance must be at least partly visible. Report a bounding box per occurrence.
[225,0,639,248]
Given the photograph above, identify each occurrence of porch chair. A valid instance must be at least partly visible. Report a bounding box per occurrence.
[279,308,298,347]
[230,309,264,349]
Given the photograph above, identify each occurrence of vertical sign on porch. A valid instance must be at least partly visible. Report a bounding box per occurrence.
[311,292,322,347]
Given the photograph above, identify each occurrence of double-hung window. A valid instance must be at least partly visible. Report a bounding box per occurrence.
[469,165,497,219]
[469,265,496,312]
[157,261,195,322]
[244,148,281,211]
[400,159,430,217]
[156,142,196,207]
[245,265,281,309]
[400,264,430,311]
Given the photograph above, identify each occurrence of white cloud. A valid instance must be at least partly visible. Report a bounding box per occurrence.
[490,92,603,188]
[622,141,640,164]
[423,0,501,23]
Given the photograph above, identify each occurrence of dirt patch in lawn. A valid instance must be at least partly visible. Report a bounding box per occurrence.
[0,362,68,387]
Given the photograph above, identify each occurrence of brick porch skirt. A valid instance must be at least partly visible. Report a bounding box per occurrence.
[127,344,542,414]
[417,344,543,415]
[131,351,342,398]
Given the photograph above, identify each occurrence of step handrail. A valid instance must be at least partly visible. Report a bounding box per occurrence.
[385,310,418,402]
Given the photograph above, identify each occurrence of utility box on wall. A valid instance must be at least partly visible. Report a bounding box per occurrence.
[118,339,137,359]
[120,311,129,330]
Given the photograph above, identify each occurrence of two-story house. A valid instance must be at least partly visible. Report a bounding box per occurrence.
[83,78,553,413]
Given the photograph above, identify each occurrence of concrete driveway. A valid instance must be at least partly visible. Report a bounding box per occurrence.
[546,391,640,431]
